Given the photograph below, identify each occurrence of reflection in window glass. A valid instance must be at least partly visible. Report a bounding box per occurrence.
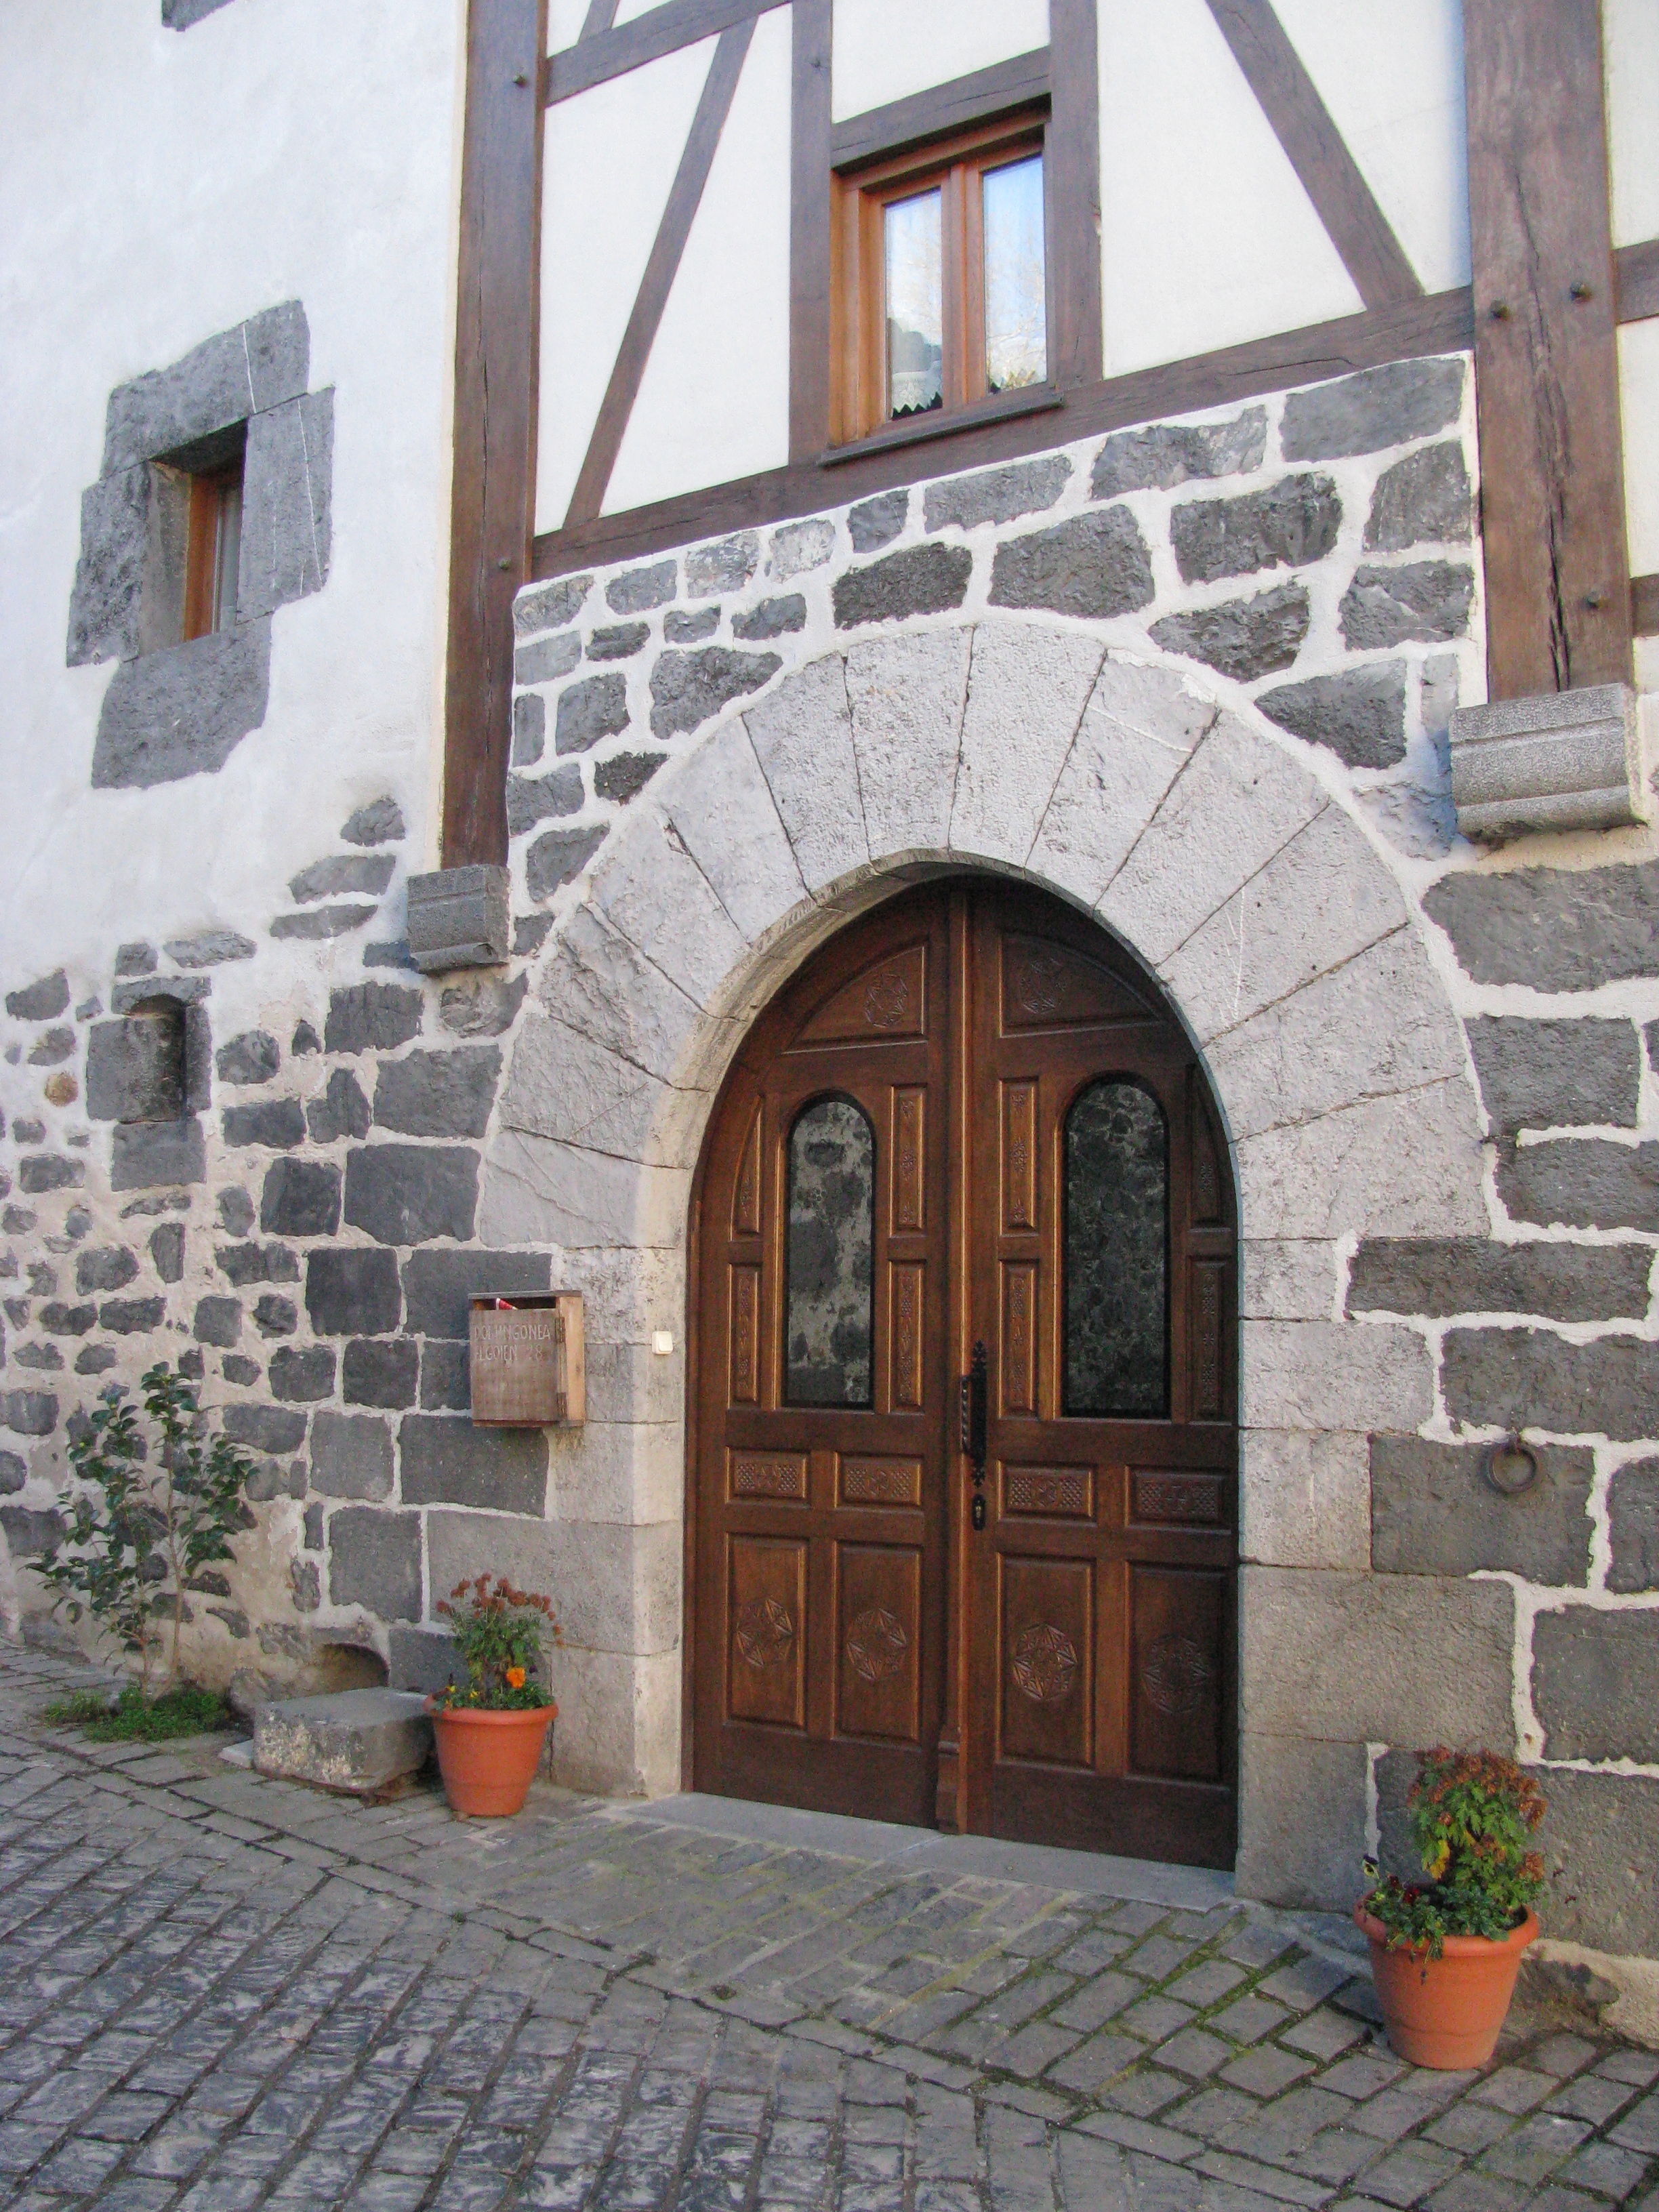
[1064,1081,1167,1417]
[982,153,1046,392]
[786,1099,875,1406]
[885,188,943,418]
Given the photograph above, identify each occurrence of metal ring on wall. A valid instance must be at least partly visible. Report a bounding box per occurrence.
[1483,1433,1539,1497]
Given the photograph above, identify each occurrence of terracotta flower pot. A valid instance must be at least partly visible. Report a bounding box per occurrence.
[430,1702,556,1818]
[1356,1906,1538,2069]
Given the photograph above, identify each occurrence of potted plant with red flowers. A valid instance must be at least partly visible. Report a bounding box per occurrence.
[430,1576,562,1818]
[1357,1746,1547,2068]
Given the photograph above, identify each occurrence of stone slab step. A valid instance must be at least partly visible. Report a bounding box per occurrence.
[253,1688,432,1795]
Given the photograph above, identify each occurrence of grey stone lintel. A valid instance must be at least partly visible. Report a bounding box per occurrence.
[405,865,510,972]
[1449,682,1646,840]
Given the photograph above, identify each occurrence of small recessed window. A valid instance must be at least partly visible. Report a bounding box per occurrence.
[142,424,245,651]
[182,460,243,639]
[834,115,1047,445]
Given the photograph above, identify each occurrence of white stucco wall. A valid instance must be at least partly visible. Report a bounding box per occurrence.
[831,0,1049,121]
[0,0,464,994]
[1605,0,1659,251]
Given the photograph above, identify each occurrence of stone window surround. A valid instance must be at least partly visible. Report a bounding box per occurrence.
[66,300,333,792]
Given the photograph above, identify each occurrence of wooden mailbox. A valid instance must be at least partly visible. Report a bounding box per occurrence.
[468,1294,584,1427]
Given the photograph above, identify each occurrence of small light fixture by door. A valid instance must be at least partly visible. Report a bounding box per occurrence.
[653,1330,674,1356]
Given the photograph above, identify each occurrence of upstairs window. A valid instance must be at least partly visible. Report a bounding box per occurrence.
[143,426,245,651]
[182,458,243,639]
[833,116,1047,445]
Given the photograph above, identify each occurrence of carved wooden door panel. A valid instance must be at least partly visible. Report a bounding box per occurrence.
[960,884,1237,1868]
[691,887,954,1823]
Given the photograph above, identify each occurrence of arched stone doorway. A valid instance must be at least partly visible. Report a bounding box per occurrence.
[687,874,1240,1866]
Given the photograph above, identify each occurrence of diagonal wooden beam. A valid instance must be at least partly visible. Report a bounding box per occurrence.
[562,19,755,527]
[548,0,783,103]
[577,0,618,35]
[1204,0,1422,310]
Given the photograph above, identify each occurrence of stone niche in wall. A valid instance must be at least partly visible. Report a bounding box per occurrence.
[84,987,211,1190]
[65,300,333,790]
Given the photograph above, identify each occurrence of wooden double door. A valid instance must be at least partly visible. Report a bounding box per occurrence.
[689,880,1238,1868]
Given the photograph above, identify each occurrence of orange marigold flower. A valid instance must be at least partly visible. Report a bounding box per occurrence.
[506,1666,527,1689]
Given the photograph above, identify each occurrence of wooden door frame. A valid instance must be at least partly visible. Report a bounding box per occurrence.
[678,871,1242,1842]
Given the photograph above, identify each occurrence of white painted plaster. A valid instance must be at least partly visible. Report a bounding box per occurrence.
[535,36,716,531]
[1097,0,1364,377]
[547,0,592,49]
[604,10,793,516]
[1619,321,1659,579]
[0,0,463,989]
[1273,0,1470,294]
[831,0,1049,123]
[1605,0,1659,250]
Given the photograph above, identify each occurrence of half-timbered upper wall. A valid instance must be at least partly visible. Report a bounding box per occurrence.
[1606,0,1659,602]
[831,0,1048,120]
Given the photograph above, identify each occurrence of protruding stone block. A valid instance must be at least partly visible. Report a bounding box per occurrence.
[406,865,510,972]
[252,1689,431,1795]
[1448,684,1645,841]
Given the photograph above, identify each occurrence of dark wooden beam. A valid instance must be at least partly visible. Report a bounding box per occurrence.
[789,0,832,462]
[1205,0,1421,310]
[1631,573,1659,639]
[1046,0,1103,389]
[548,0,783,101]
[564,19,755,527]
[1465,0,1631,697]
[830,48,1050,171]
[1616,237,1659,325]
[442,0,548,872]
[533,285,1475,576]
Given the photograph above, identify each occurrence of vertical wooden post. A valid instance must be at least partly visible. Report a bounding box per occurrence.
[1464,0,1631,700]
[788,0,834,462]
[1046,0,1103,392]
[442,0,548,871]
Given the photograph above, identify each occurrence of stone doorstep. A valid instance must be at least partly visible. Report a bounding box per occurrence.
[251,1687,433,1796]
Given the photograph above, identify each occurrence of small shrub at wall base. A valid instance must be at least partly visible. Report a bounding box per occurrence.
[429,1576,561,1817]
[35,1361,257,1702]
[1357,1747,1547,2068]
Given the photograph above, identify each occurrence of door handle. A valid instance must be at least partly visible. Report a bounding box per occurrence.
[959,1340,987,1483]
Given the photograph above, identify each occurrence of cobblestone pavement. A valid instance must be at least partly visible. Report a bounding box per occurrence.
[1,1644,1656,2212]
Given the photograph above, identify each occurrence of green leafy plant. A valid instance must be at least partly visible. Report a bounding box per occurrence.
[35,1363,257,1696]
[432,1576,561,1711]
[43,1683,231,1742]
[1361,1746,1547,1958]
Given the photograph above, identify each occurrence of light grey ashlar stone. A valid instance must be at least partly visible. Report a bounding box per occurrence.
[832,541,972,628]
[426,1509,682,1657]
[1169,473,1340,586]
[252,1688,434,1795]
[498,1010,680,1169]
[1442,1325,1659,1441]
[743,655,868,894]
[587,805,748,1011]
[1237,1429,1369,1570]
[1235,1736,1368,1912]
[101,300,310,474]
[514,631,581,688]
[1425,859,1659,991]
[1467,1015,1641,1134]
[372,1046,501,1140]
[1025,654,1216,906]
[924,454,1071,533]
[1235,1078,1486,1237]
[91,619,271,787]
[1240,1565,1515,1746]
[1339,560,1474,650]
[1348,1235,1652,1324]
[479,1126,688,1251]
[1533,1769,1659,1958]
[1255,661,1407,770]
[846,626,970,857]
[686,531,758,597]
[1609,1460,1659,1591]
[1149,583,1310,682]
[515,573,591,635]
[533,900,708,1089]
[1090,407,1267,498]
[768,516,836,579]
[649,646,782,739]
[1370,1435,1594,1583]
[1447,682,1646,840]
[1243,1317,1431,1433]
[986,506,1154,620]
[341,796,405,846]
[65,465,149,665]
[405,865,510,972]
[1534,1608,1659,1763]
[237,388,333,619]
[949,621,1105,866]
[287,854,396,905]
[1496,1139,1659,1232]
[1364,442,1473,551]
[1279,357,1465,462]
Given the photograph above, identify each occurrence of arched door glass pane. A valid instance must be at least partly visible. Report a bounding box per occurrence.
[786,1098,875,1406]
[1064,1080,1168,1417]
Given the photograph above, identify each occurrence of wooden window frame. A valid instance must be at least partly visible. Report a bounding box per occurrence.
[831,109,1049,449]
[181,460,242,642]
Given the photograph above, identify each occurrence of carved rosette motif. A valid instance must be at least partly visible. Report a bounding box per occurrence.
[1141,1633,1212,1717]
[844,1606,909,1683]
[863,972,912,1029]
[1010,1622,1078,1704]
[734,1596,795,1671]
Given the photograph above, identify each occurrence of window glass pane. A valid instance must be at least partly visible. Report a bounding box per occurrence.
[1064,1080,1167,1417]
[786,1099,875,1406]
[884,187,943,418]
[212,476,242,634]
[982,152,1046,392]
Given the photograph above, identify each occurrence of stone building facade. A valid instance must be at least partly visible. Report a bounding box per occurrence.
[4,0,1659,2038]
